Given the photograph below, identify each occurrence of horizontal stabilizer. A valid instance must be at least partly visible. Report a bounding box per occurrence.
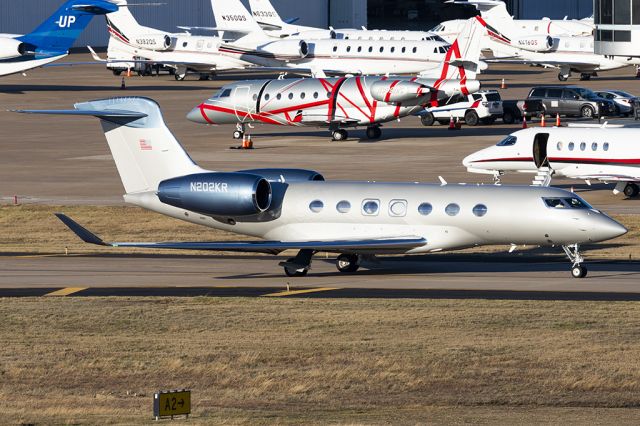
[14,108,148,120]
[55,214,426,254]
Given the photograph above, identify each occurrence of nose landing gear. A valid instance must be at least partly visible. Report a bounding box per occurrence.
[233,123,246,140]
[563,244,588,278]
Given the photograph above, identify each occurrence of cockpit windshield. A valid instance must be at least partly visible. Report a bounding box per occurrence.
[496,135,517,146]
[543,197,592,209]
[214,88,232,98]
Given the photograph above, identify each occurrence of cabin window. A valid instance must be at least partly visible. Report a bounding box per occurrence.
[252,94,258,101]
[300,92,306,99]
[357,46,362,52]
[402,47,406,53]
[418,203,433,216]
[445,203,460,216]
[388,200,407,217]
[336,201,351,213]
[604,142,610,151]
[288,93,294,100]
[347,46,351,52]
[183,42,188,47]
[380,46,384,53]
[557,142,563,150]
[309,200,324,213]
[313,92,319,99]
[369,46,373,53]
[362,199,380,216]
[592,142,598,151]
[333,46,338,52]
[412,47,417,53]
[276,93,282,100]
[580,142,586,151]
[391,47,395,53]
[568,142,575,151]
[472,204,488,217]
[264,94,270,101]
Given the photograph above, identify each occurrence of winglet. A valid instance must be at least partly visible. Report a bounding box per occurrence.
[87,45,106,62]
[55,213,109,246]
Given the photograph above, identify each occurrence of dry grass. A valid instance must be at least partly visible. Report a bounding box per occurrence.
[1,204,639,259]
[2,298,640,424]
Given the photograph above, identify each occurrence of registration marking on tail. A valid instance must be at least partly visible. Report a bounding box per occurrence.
[44,287,87,297]
[262,287,338,297]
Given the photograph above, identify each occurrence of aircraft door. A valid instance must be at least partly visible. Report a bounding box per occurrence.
[233,86,253,121]
[533,133,550,168]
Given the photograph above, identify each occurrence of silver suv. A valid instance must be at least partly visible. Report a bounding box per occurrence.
[527,86,616,119]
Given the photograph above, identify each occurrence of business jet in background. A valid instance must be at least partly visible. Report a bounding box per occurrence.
[435,0,639,81]
[463,126,640,198]
[18,97,626,278]
[248,0,447,42]
[209,0,457,77]
[0,0,117,77]
[187,18,483,141]
[89,0,251,81]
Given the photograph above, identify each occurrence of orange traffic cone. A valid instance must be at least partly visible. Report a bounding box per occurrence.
[455,117,462,129]
[540,114,546,127]
[555,113,561,127]
[120,77,126,90]
[448,115,455,130]
[247,135,254,149]
[522,114,527,129]
[501,78,506,89]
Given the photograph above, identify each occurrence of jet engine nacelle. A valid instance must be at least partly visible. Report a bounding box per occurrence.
[0,37,27,60]
[157,172,272,217]
[259,39,308,59]
[239,168,325,183]
[130,34,173,51]
[370,80,430,103]
[513,35,555,52]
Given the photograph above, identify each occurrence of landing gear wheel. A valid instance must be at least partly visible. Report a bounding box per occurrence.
[175,73,186,81]
[624,183,640,198]
[579,73,591,81]
[233,130,244,140]
[464,110,479,126]
[336,254,360,273]
[420,112,435,126]
[365,126,382,139]
[332,129,348,141]
[284,258,309,277]
[571,265,588,279]
[558,73,569,81]
[581,105,595,119]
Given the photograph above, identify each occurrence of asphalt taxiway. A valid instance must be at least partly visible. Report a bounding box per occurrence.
[2,55,640,295]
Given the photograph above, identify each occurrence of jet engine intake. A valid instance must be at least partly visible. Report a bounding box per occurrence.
[370,80,430,103]
[513,35,555,52]
[131,34,173,51]
[158,172,272,217]
[0,38,27,60]
[239,168,325,182]
[259,39,308,59]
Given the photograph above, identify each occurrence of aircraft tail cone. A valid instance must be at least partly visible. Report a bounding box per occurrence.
[555,113,561,127]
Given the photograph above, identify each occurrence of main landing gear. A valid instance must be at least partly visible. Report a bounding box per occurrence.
[365,126,382,140]
[331,129,348,141]
[558,72,570,81]
[563,244,588,279]
[331,126,382,141]
[279,251,361,277]
[624,183,640,198]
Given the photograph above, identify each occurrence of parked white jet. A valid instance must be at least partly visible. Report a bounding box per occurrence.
[92,0,251,80]
[18,97,626,278]
[0,0,117,77]
[211,0,454,77]
[463,126,640,197]
[249,0,446,42]
[436,0,639,80]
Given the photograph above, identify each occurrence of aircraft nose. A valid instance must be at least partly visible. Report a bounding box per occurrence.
[186,105,210,124]
[591,215,628,242]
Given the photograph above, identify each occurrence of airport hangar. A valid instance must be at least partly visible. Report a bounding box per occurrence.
[1,0,593,48]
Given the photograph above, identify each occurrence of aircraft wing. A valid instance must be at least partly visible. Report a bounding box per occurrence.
[568,174,640,182]
[55,214,427,254]
[485,57,598,71]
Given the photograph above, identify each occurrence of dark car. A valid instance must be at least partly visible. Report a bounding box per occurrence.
[527,86,616,119]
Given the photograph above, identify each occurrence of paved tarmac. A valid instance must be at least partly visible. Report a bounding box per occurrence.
[1,55,640,296]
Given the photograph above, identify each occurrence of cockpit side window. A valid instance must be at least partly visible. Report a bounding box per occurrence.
[217,89,232,98]
[543,197,592,209]
[496,135,517,146]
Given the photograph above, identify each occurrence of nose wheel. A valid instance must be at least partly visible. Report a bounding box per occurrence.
[233,123,246,140]
[336,254,360,273]
[563,244,588,278]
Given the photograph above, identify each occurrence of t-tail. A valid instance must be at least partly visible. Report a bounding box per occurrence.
[105,0,159,45]
[16,98,204,195]
[248,0,286,30]
[210,0,268,42]
[17,0,118,58]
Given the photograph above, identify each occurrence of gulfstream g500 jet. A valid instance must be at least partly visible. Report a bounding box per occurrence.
[18,98,626,278]
[0,0,117,77]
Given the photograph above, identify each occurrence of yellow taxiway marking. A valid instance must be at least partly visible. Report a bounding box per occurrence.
[262,287,338,297]
[10,254,85,259]
[44,287,87,297]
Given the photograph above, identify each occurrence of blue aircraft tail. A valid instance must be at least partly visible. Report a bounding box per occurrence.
[17,0,118,58]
